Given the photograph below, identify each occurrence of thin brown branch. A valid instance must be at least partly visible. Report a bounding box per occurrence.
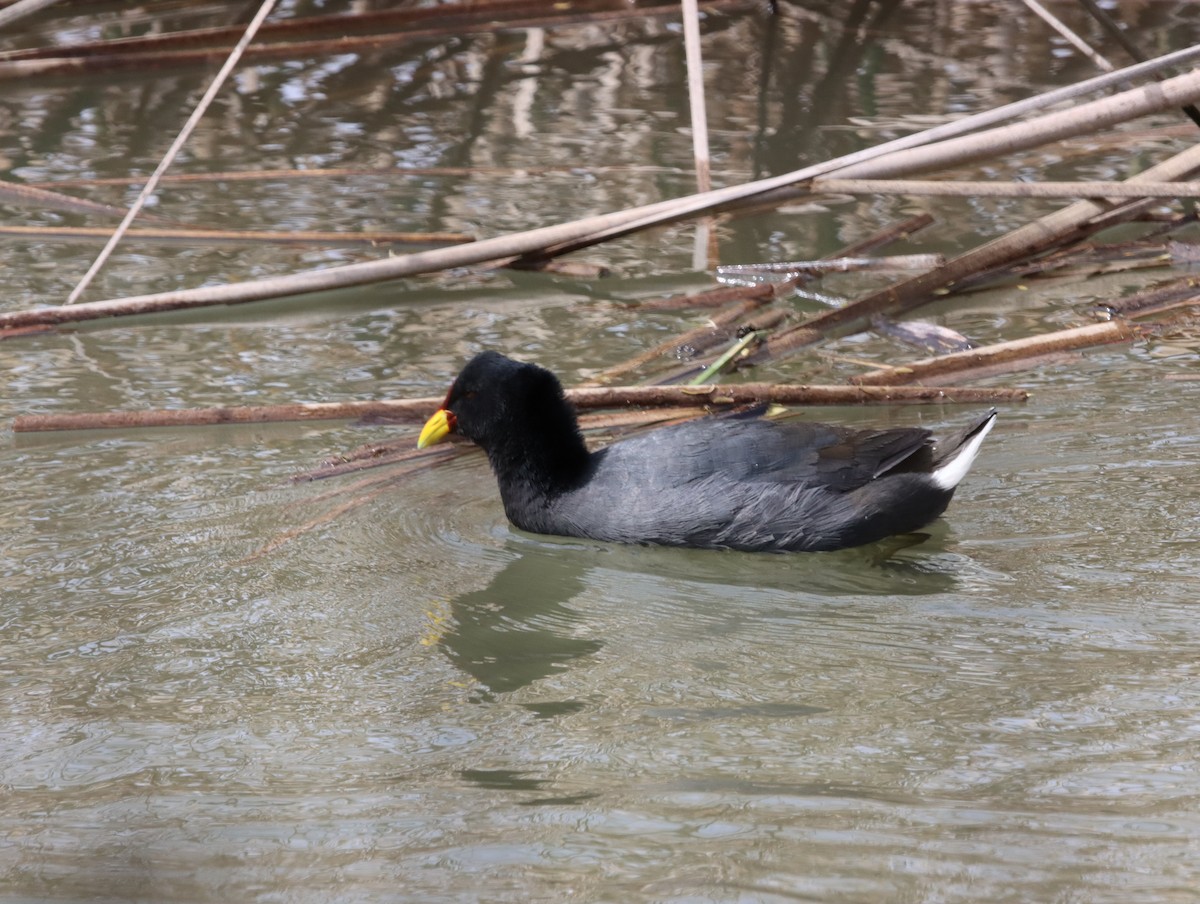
[12,383,1027,433]
[25,163,685,190]
[0,224,473,248]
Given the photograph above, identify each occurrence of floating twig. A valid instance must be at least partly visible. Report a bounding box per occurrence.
[688,331,767,385]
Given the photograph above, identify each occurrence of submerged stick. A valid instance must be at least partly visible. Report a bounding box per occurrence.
[0,181,180,225]
[11,383,1028,433]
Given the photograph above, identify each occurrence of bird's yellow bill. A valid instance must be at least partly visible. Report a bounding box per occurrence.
[417,409,453,449]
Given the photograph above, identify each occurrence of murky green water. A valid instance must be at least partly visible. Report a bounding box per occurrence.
[4,2,1200,901]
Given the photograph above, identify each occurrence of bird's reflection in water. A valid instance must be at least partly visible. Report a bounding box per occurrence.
[440,543,601,714]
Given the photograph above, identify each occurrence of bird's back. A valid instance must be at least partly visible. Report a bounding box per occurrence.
[588,417,933,491]
[520,416,946,552]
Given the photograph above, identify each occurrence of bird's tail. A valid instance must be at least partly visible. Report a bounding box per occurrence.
[930,409,997,490]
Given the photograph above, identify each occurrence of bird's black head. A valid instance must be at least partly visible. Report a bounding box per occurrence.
[417,352,588,485]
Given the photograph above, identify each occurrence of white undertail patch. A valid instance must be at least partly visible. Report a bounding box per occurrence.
[931,413,996,491]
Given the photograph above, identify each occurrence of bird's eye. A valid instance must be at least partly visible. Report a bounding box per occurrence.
[464,391,477,400]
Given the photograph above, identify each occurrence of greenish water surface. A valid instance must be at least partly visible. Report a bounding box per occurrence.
[3,2,1200,901]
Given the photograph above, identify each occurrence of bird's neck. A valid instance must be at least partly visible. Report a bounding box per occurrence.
[484,415,591,500]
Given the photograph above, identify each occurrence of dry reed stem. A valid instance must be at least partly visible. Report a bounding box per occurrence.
[64,0,281,304]
[3,53,1196,332]
[812,179,1200,199]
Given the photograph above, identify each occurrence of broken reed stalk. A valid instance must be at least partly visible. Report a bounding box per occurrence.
[3,50,1197,332]
[0,0,63,29]
[947,210,1197,290]
[852,320,1144,386]
[681,0,711,195]
[756,137,1200,360]
[11,383,1028,433]
[681,0,715,270]
[1019,0,1113,71]
[717,254,944,275]
[64,0,282,305]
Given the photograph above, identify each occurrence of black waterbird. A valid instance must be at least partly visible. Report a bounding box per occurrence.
[417,351,996,552]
